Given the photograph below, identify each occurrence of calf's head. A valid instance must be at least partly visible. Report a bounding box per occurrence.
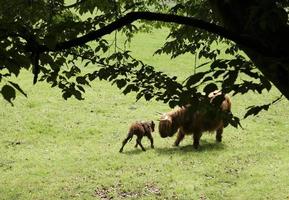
[150,121,155,132]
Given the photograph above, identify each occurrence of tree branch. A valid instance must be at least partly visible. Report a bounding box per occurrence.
[40,11,268,55]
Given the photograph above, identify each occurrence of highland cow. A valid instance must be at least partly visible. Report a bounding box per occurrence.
[158,90,231,149]
[119,121,155,152]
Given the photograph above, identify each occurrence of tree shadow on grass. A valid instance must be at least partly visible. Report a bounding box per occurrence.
[154,141,226,155]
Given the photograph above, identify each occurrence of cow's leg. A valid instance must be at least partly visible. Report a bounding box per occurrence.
[193,131,202,149]
[119,133,133,153]
[216,127,223,142]
[174,128,185,146]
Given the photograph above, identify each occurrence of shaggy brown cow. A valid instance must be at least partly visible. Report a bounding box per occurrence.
[119,121,155,152]
[158,90,231,149]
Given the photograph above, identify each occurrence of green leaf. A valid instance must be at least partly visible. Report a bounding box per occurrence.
[201,76,213,83]
[260,76,272,91]
[222,70,239,91]
[123,84,139,95]
[244,105,270,119]
[62,91,72,100]
[169,100,178,108]
[115,79,127,89]
[185,72,206,87]
[76,76,89,85]
[144,92,153,101]
[8,81,27,97]
[136,92,144,101]
[211,60,228,70]
[229,116,242,128]
[213,70,225,79]
[77,85,85,92]
[1,84,16,105]
[73,90,84,100]
[203,83,218,94]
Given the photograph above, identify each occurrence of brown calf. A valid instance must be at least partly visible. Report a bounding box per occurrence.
[119,121,155,152]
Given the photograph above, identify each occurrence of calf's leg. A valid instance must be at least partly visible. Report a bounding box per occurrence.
[119,133,133,153]
[147,133,154,148]
[136,136,146,151]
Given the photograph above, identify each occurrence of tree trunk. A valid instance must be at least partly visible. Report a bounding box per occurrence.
[209,0,289,100]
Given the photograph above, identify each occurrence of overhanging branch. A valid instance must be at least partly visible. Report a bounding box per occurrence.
[40,11,268,55]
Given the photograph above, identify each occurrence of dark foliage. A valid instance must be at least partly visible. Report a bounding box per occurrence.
[1,0,288,125]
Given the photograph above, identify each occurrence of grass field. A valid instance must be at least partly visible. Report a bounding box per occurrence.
[1,29,289,200]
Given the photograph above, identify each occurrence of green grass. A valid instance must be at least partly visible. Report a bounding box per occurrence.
[1,29,289,200]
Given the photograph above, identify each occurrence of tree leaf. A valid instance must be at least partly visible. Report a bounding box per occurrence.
[144,92,153,101]
[8,81,27,97]
[213,70,225,79]
[229,116,242,128]
[185,72,206,87]
[115,79,127,89]
[203,83,218,94]
[1,85,16,105]
[77,85,85,92]
[211,60,228,70]
[244,104,270,119]
[76,76,89,85]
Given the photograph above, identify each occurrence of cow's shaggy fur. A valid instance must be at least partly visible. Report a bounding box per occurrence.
[119,121,155,152]
[158,90,231,149]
